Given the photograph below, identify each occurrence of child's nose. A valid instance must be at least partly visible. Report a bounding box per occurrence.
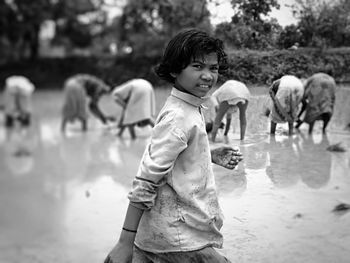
[201,70,213,81]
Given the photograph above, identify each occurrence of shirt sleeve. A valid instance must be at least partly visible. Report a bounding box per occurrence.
[128,111,188,210]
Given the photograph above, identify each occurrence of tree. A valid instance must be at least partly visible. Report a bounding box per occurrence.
[215,0,281,49]
[277,24,302,49]
[52,0,109,49]
[0,0,52,61]
[117,0,212,56]
[230,0,280,23]
[289,0,325,47]
[316,0,350,46]
[290,0,350,47]
[0,0,114,61]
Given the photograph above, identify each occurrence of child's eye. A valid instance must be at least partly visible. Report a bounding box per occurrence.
[211,66,219,72]
[192,64,203,69]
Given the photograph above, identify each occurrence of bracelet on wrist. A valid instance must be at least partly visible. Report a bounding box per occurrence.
[122,227,137,233]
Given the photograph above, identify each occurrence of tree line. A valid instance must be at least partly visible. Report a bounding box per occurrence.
[0,0,349,63]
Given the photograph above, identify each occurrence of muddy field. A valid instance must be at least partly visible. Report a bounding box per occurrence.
[0,85,349,263]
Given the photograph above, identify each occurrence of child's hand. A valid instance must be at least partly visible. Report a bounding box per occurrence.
[211,146,243,170]
[103,120,116,131]
[106,116,116,122]
[104,241,133,263]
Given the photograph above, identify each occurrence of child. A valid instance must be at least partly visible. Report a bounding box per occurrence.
[295,72,336,134]
[210,80,250,141]
[61,74,110,132]
[104,29,243,263]
[3,75,35,128]
[268,75,304,136]
[112,78,156,139]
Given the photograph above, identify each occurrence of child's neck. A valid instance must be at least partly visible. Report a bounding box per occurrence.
[174,84,202,98]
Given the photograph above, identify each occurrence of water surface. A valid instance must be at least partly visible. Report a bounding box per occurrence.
[0,86,349,263]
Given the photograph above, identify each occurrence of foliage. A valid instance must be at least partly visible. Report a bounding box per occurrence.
[215,0,282,50]
[2,48,350,90]
[215,18,282,50]
[222,48,350,85]
[52,0,109,48]
[230,0,280,23]
[1,0,350,68]
[0,0,113,62]
[117,0,212,55]
[216,0,350,49]
[0,0,52,60]
[290,0,350,48]
[277,24,302,49]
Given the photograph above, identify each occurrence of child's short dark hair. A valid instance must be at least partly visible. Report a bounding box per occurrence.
[154,28,228,83]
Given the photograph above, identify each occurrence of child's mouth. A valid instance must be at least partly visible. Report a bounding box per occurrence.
[198,84,211,89]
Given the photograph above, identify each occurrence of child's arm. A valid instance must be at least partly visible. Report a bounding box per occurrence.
[104,203,143,263]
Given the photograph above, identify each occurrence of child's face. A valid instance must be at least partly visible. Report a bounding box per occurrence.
[172,52,219,98]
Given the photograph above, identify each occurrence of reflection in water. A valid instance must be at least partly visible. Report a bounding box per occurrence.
[1,122,40,177]
[265,133,333,189]
[298,133,331,188]
[61,176,129,263]
[329,86,350,131]
[266,136,301,188]
[60,134,91,179]
[106,137,150,188]
[214,138,269,195]
[212,142,248,197]
[4,152,33,176]
[0,123,67,258]
[40,123,59,145]
[108,142,123,166]
[213,133,269,196]
[213,163,247,197]
[240,141,268,170]
[77,133,149,189]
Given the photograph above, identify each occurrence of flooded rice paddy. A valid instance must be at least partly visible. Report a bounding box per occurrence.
[0,85,349,263]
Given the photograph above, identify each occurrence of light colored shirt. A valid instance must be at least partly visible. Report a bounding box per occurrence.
[203,80,250,121]
[270,75,304,123]
[128,88,224,253]
[212,80,250,106]
[112,78,156,125]
[4,76,35,115]
[212,80,250,114]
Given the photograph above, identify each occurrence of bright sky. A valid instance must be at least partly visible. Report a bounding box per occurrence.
[270,0,298,26]
[208,0,297,26]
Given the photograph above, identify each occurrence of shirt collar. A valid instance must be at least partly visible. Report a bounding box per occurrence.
[171,88,206,107]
